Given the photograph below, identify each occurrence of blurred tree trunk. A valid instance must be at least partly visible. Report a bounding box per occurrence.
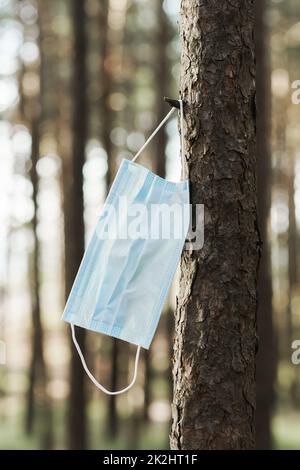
[255,0,275,450]
[25,79,44,440]
[153,1,169,178]
[24,0,52,448]
[287,164,297,345]
[287,157,300,408]
[107,341,118,437]
[26,116,52,449]
[99,0,113,186]
[143,353,151,421]
[272,74,287,358]
[63,0,87,450]
[171,0,260,450]
[99,0,119,439]
[166,307,174,436]
[143,0,170,422]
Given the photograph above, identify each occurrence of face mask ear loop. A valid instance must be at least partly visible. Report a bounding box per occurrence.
[71,324,141,395]
[179,99,186,181]
[131,107,176,163]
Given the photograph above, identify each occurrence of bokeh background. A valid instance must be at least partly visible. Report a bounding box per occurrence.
[0,0,300,450]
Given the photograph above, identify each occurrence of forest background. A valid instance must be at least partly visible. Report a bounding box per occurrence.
[0,0,300,450]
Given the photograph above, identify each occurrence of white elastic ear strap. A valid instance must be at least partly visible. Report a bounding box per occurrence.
[131,107,176,163]
[131,100,186,181]
[71,324,141,395]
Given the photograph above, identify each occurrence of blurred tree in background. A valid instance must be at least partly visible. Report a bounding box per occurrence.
[255,0,275,450]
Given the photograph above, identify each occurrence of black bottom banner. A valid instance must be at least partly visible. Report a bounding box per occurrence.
[0,449,298,465]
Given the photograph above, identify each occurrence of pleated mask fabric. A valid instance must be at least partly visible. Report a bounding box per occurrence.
[62,158,189,349]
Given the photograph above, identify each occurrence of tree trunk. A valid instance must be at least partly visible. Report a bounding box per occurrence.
[287,164,297,346]
[143,0,170,422]
[99,0,113,186]
[25,61,44,443]
[64,0,87,450]
[98,0,120,439]
[26,116,52,449]
[153,0,169,179]
[24,1,52,447]
[255,0,275,449]
[287,157,300,409]
[171,0,260,450]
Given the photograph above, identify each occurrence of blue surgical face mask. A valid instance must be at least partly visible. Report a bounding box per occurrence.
[62,101,189,394]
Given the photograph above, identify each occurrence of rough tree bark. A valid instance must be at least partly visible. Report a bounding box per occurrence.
[64,0,87,450]
[255,0,275,449]
[171,0,260,450]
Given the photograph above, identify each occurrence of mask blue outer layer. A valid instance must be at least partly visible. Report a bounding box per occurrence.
[62,158,189,349]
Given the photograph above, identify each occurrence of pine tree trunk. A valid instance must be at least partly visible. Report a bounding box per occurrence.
[255,0,275,449]
[287,157,300,409]
[99,0,114,186]
[64,0,87,450]
[171,0,260,450]
[153,0,169,179]
[25,70,44,442]
[98,0,120,438]
[26,115,51,448]
[143,0,170,422]
[287,165,297,345]
[24,1,52,447]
